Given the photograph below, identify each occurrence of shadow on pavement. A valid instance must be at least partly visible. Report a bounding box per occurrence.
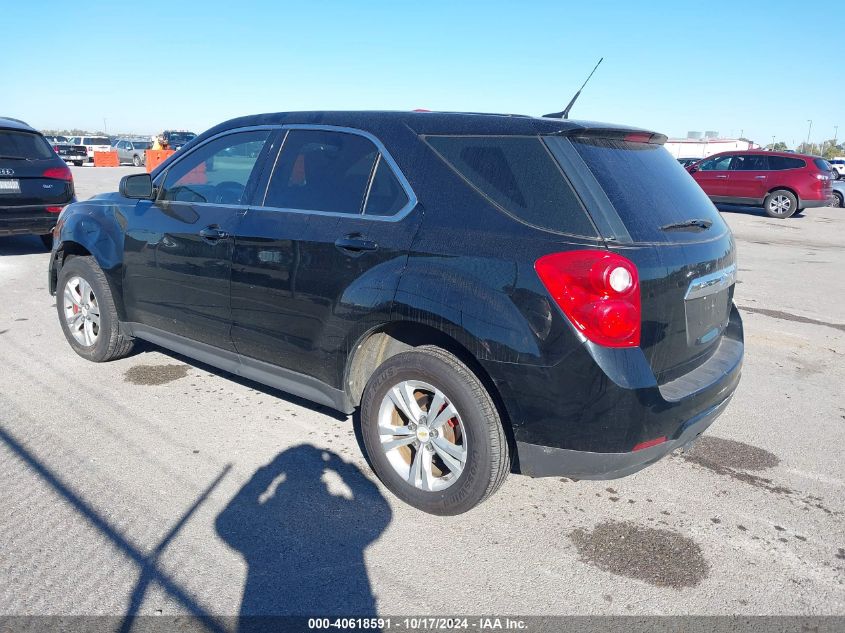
[216,444,391,625]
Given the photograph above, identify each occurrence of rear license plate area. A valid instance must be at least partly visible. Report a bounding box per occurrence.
[0,179,21,194]
[685,289,730,346]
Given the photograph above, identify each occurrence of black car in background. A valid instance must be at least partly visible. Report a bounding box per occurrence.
[1,117,75,248]
[49,111,743,514]
[52,141,88,167]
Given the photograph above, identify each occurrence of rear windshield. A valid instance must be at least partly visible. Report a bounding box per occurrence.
[814,158,832,171]
[131,141,152,149]
[0,131,54,160]
[566,137,726,243]
[169,133,196,144]
[85,137,110,145]
[425,135,597,237]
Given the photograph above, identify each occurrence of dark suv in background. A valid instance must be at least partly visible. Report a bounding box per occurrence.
[688,150,832,218]
[1,117,75,248]
[49,111,743,514]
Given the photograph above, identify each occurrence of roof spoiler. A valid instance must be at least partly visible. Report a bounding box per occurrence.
[554,128,668,145]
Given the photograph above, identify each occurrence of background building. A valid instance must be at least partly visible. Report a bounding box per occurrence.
[664,131,759,159]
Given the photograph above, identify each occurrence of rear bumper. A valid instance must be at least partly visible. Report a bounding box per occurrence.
[0,208,58,236]
[486,304,743,479]
[517,393,732,478]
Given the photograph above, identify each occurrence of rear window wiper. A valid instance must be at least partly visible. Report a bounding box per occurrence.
[0,154,30,161]
[660,218,712,232]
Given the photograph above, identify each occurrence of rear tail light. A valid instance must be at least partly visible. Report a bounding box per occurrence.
[534,250,641,347]
[815,173,829,181]
[42,166,73,181]
[46,206,64,213]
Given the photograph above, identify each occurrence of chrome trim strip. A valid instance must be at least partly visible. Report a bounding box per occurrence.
[685,264,737,301]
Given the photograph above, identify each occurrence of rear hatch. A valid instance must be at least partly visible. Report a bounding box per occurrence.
[0,130,74,208]
[545,132,736,382]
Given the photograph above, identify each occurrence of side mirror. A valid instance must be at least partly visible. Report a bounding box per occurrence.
[688,166,698,174]
[119,173,154,200]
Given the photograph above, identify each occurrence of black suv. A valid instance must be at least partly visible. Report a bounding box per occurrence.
[49,111,743,515]
[1,117,76,248]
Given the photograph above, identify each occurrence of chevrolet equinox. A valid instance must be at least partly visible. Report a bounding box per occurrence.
[49,111,743,515]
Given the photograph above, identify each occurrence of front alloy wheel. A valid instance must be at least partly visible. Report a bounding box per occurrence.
[63,276,101,347]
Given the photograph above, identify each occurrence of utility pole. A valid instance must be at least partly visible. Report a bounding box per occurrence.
[834,125,839,147]
[103,118,108,135]
[806,120,813,151]
[771,135,776,150]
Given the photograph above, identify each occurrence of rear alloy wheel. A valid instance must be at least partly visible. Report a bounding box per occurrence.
[361,347,510,515]
[57,256,134,362]
[133,155,142,167]
[763,189,798,218]
[832,191,844,208]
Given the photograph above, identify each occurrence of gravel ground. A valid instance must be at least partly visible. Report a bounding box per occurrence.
[0,166,843,619]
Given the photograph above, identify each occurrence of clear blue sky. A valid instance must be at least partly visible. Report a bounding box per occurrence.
[4,0,840,146]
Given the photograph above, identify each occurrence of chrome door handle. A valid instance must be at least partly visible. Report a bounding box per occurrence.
[754,175,767,179]
[715,175,728,179]
[199,226,230,241]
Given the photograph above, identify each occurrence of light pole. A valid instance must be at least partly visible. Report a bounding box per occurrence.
[806,120,813,151]
[771,135,776,150]
[835,125,839,147]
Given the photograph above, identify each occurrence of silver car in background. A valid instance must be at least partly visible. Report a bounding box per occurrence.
[113,138,152,166]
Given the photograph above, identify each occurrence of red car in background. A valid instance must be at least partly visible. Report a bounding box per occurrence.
[688,150,832,218]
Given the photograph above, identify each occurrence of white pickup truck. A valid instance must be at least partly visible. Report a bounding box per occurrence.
[828,157,844,180]
[67,135,113,164]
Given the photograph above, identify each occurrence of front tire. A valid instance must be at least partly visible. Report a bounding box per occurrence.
[764,189,798,218]
[56,256,134,362]
[361,346,510,515]
[832,191,844,208]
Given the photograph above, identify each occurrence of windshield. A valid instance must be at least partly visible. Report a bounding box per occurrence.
[561,136,727,243]
[0,131,54,160]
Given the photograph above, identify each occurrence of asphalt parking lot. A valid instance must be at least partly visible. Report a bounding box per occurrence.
[1,166,843,618]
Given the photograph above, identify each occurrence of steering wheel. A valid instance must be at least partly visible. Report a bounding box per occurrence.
[213,181,246,204]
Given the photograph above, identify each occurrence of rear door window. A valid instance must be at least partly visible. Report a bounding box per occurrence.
[364,156,409,216]
[425,135,597,236]
[0,131,54,160]
[263,129,379,214]
[560,136,727,244]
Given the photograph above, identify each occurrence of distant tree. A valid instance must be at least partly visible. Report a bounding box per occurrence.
[766,141,788,151]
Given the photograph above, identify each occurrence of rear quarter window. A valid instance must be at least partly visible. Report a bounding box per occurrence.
[768,156,805,170]
[424,135,597,237]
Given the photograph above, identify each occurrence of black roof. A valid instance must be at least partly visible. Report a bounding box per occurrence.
[0,116,36,132]
[199,110,653,140]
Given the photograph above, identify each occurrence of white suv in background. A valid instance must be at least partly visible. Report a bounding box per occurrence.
[68,136,112,163]
[828,158,845,180]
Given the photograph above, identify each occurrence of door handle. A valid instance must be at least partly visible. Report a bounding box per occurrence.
[199,226,230,241]
[754,175,767,179]
[715,175,728,179]
[335,234,378,255]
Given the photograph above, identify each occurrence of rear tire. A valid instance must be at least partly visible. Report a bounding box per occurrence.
[56,256,134,362]
[833,191,844,208]
[133,155,142,167]
[74,161,83,167]
[360,346,510,515]
[763,189,798,218]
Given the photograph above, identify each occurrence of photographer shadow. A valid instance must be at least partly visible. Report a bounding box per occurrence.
[216,444,392,626]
